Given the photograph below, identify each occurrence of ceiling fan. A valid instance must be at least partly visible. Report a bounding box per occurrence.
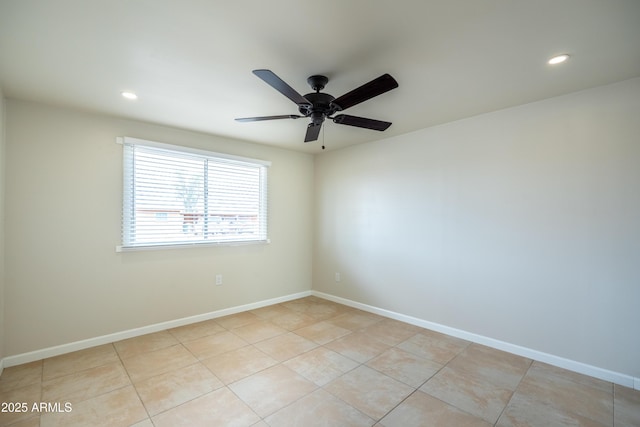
[236,69,399,143]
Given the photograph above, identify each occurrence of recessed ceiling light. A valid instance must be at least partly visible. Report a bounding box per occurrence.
[121,91,138,100]
[548,54,570,65]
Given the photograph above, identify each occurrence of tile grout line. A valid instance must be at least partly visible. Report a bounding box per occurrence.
[404,340,495,426]
[113,342,154,426]
[491,357,534,426]
[35,358,44,426]
[382,336,490,425]
[43,344,137,417]
[372,388,419,425]
[266,313,383,423]
[371,333,445,423]
[323,313,438,422]
[119,333,245,425]
[603,381,617,427]
[316,348,382,423]
[313,326,455,424]
[146,332,231,422]
[250,322,357,422]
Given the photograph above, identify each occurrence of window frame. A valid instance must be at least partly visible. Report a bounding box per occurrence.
[116,137,270,252]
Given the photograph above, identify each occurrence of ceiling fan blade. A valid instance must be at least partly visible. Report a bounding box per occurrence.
[253,69,311,107]
[235,114,302,122]
[304,123,322,142]
[332,114,392,131]
[331,74,398,111]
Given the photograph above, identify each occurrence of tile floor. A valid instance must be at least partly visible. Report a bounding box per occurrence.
[1,296,638,426]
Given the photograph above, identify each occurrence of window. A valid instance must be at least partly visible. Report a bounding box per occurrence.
[118,137,269,251]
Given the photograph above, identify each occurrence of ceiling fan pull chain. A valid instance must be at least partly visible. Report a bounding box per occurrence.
[322,123,326,150]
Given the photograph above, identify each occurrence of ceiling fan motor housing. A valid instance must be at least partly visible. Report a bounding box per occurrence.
[299,91,336,124]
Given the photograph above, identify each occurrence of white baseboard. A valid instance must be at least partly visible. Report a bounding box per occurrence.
[2,290,312,368]
[312,291,638,390]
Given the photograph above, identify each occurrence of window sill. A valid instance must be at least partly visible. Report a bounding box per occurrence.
[115,239,270,253]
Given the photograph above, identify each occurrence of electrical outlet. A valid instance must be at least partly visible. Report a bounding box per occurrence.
[335,272,341,282]
[215,274,223,286]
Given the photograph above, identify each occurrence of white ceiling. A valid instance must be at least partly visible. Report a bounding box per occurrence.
[1,0,639,153]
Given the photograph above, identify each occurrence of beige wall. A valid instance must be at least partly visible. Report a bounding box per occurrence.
[313,77,640,378]
[4,100,314,356]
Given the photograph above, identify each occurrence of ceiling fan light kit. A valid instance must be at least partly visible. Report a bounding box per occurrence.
[236,69,398,144]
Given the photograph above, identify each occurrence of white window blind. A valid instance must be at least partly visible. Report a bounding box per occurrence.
[118,137,269,251]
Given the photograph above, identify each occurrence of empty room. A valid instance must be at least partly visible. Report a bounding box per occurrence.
[0,1,639,426]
